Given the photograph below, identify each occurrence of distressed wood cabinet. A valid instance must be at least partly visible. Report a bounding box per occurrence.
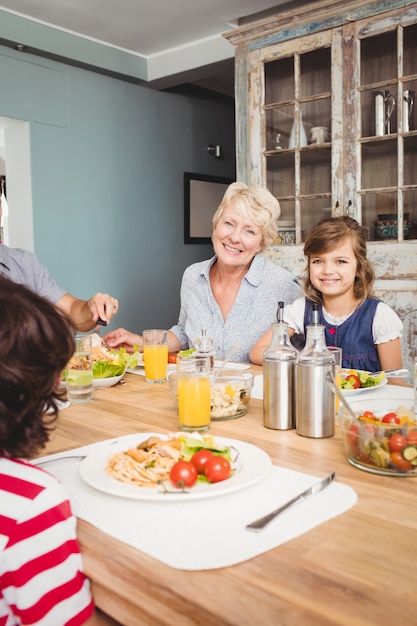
[225,0,417,373]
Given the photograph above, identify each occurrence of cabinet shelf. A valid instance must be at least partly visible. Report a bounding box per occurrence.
[265,143,331,157]
[265,92,332,109]
[361,133,417,145]
[359,187,398,195]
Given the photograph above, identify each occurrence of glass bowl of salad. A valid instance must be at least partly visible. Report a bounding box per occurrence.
[338,396,417,476]
[169,370,254,420]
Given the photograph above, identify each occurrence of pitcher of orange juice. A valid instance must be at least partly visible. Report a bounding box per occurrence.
[177,354,211,432]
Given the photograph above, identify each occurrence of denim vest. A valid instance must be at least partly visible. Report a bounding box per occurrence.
[296,298,381,371]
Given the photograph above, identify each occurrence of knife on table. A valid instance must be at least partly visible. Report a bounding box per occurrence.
[246,472,336,531]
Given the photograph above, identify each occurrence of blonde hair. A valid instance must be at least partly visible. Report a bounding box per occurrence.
[212,182,280,251]
[303,216,375,303]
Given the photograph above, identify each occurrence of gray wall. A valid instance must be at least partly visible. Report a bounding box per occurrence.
[0,44,235,333]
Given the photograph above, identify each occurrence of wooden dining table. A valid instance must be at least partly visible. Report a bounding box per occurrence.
[39,367,417,626]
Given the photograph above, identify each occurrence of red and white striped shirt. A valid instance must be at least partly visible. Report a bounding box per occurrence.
[0,457,94,625]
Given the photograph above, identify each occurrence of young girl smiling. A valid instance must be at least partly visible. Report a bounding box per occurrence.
[250,216,403,372]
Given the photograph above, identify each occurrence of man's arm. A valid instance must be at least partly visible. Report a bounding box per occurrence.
[56,292,119,331]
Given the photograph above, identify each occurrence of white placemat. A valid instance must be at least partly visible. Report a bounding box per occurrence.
[34,436,356,571]
[252,374,263,399]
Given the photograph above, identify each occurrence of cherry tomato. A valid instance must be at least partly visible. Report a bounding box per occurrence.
[388,433,408,453]
[346,424,360,456]
[390,452,413,471]
[362,424,376,438]
[169,460,198,487]
[362,410,377,420]
[204,456,232,483]
[191,449,214,474]
[345,374,361,389]
[168,352,178,364]
[357,452,375,466]
[381,412,401,424]
[407,431,417,444]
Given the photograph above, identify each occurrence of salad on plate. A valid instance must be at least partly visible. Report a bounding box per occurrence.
[63,333,140,382]
[341,368,386,391]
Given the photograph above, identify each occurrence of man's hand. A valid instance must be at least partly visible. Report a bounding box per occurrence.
[87,293,119,325]
[56,293,119,331]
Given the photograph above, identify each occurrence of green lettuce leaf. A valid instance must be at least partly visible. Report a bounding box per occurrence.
[360,372,386,387]
[179,435,232,462]
[92,360,125,379]
[109,346,140,370]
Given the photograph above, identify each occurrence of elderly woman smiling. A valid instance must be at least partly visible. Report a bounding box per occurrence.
[104,182,301,362]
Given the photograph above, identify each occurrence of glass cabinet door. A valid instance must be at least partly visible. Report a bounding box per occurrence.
[357,20,417,242]
[263,35,333,244]
[247,5,417,246]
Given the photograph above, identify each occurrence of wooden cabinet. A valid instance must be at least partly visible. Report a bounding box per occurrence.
[225,0,417,372]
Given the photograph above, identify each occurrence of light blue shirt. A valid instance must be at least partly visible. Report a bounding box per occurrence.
[0,244,65,303]
[170,254,301,362]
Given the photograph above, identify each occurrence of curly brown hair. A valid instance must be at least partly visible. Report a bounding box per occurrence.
[0,276,75,458]
[303,216,375,303]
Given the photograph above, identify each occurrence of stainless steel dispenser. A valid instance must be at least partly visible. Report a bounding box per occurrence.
[295,304,335,438]
[263,302,297,430]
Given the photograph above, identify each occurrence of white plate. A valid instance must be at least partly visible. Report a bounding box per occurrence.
[126,363,176,376]
[342,394,413,415]
[79,433,271,501]
[213,360,250,371]
[341,370,387,396]
[93,374,124,388]
[58,374,124,391]
[127,360,250,376]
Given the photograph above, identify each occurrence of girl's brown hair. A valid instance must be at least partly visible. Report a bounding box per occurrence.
[303,216,375,303]
[0,276,75,458]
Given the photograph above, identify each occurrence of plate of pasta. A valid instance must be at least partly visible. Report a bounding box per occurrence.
[79,432,271,500]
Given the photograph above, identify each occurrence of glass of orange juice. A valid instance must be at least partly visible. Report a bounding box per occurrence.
[328,346,342,413]
[177,355,211,432]
[143,329,168,383]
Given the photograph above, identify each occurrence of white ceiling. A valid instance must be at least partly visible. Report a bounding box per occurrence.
[0,0,311,96]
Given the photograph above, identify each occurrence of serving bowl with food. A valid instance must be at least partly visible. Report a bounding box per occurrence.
[338,396,417,476]
[169,370,254,420]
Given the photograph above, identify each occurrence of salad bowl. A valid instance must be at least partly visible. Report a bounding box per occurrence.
[338,396,417,476]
